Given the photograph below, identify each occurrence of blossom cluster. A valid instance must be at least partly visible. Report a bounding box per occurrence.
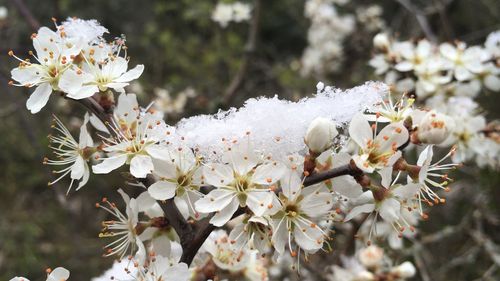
[8,18,472,281]
[329,245,415,281]
[9,17,143,114]
[301,0,385,76]
[211,1,252,28]
[370,32,500,169]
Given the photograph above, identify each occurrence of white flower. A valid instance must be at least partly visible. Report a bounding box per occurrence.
[344,180,421,241]
[270,172,333,255]
[10,27,81,113]
[391,261,416,279]
[349,114,408,173]
[358,245,384,268]
[413,110,455,145]
[195,142,285,226]
[228,215,272,254]
[212,3,233,28]
[485,30,500,58]
[59,55,144,98]
[10,267,71,281]
[414,59,452,98]
[232,2,252,22]
[304,117,338,154]
[45,114,94,193]
[97,189,142,259]
[92,93,171,178]
[0,6,8,20]
[203,230,252,271]
[134,253,190,281]
[394,40,433,72]
[441,114,486,163]
[478,63,500,92]
[412,146,458,212]
[148,146,204,219]
[91,259,132,281]
[329,257,374,281]
[439,42,487,81]
[365,91,414,123]
[373,33,390,50]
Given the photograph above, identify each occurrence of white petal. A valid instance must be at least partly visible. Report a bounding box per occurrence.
[47,267,70,281]
[26,83,52,114]
[209,198,239,227]
[115,64,144,83]
[130,155,154,178]
[164,263,190,281]
[246,190,273,216]
[293,219,324,252]
[455,65,472,81]
[280,171,303,201]
[145,144,170,161]
[151,235,171,258]
[300,186,334,218]
[252,162,286,185]
[484,74,500,91]
[76,165,90,190]
[392,183,420,199]
[66,85,99,99]
[378,167,393,188]
[379,198,401,223]
[148,181,177,200]
[92,154,127,174]
[395,61,414,72]
[375,122,408,152]
[203,164,234,187]
[70,155,85,180]
[11,66,41,85]
[349,114,373,148]
[344,203,375,221]
[331,176,363,199]
[195,189,235,213]
[271,217,288,254]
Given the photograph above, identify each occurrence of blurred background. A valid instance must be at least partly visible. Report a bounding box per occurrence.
[0,0,499,280]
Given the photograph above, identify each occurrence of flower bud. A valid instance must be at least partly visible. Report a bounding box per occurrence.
[416,111,455,145]
[373,33,390,50]
[305,117,338,154]
[359,245,384,268]
[391,261,416,278]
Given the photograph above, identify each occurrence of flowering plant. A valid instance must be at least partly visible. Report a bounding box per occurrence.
[7,16,482,281]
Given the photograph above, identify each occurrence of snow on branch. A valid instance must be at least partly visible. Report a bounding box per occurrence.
[176,81,387,161]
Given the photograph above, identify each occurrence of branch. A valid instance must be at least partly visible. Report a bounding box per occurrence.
[9,0,40,30]
[395,0,438,43]
[222,0,262,105]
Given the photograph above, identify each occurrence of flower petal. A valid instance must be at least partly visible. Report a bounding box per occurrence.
[148,181,177,200]
[92,154,128,174]
[26,82,52,114]
[130,155,154,178]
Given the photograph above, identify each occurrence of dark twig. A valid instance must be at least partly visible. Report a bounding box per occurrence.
[9,0,40,30]
[395,0,438,43]
[222,0,262,105]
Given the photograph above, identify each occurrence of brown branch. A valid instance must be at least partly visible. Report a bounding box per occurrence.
[9,0,40,30]
[395,0,438,43]
[222,0,262,105]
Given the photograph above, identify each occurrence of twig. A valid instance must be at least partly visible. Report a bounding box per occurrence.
[9,0,40,30]
[395,0,438,42]
[222,0,262,105]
